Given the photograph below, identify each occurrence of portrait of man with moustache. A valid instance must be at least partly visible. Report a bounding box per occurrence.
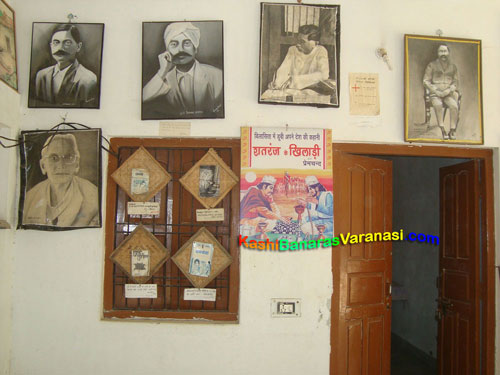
[28,22,104,108]
[405,35,483,144]
[142,21,225,120]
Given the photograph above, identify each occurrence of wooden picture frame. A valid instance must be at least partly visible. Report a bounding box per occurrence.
[171,227,232,288]
[110,224,170,284]
[0,0,18,91]
[258,2,340,108]
[28,22,105,108]
[103,138,240,321]
[111,146,172,202]
[404,34,483,144]
[18,128,102,230]
[179,148,238,209]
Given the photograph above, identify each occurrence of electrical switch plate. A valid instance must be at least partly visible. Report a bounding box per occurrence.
[271,298,301,317]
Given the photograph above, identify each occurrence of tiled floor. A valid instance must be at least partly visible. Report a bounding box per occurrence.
[391,339,436,375]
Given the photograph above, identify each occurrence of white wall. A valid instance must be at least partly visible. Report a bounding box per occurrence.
[2,0,499,374]
[0,1,19,373]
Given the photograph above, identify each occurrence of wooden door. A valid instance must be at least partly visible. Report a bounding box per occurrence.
[438,160,481,374]
[331,151,392,375]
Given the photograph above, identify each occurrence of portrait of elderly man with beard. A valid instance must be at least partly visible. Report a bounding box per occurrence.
[423,44,460,140]
[22,133,99,228]
[142,21,224,119]
[29,23,103,108]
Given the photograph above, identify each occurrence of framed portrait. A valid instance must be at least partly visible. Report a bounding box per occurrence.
[0,0,18,91]
[28,22,104,109]
[142,21,225,120]
[258,2,340,108]
[18,128,102,230]
[404,34,483,144]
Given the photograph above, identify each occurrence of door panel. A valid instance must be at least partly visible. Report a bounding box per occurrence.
[331,151,392,375]
[438,160,480,375]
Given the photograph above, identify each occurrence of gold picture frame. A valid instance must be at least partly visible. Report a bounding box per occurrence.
[404,34,483,144]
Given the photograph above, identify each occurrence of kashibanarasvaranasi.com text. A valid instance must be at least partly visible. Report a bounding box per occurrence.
[239,230,439,251]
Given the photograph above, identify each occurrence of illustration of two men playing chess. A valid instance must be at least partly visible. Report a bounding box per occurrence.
[240,173,333,241]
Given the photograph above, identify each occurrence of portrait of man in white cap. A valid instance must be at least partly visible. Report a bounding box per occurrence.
[142,21,224,120]
[297,175,333,237]
[240,175,290,233]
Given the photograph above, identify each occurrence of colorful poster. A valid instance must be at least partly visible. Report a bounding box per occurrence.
[240,127,333,242]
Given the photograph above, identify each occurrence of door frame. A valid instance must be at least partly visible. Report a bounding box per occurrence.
[331,142,495,375]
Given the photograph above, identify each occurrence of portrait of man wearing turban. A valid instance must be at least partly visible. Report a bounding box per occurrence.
[142,21,224,120]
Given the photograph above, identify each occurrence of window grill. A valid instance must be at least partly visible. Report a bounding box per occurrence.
[103,138,240,321]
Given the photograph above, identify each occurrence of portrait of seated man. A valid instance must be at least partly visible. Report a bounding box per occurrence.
[142,21,224,120]
[240,175,290,235]
[423,44,460,140]
[22,132,100,228]
[28,23,104,108]
[259,3,340,107]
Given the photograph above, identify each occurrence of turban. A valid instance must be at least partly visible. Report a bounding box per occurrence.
[163,22,200,49]
[305,176,319,186]
[261,175,276,186]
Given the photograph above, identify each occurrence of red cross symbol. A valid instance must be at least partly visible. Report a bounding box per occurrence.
[352,85,360,92]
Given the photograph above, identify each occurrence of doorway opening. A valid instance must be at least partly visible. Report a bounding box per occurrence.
[330,143,495,375]
[373,155,470,375]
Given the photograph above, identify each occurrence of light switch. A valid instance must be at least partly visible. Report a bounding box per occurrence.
[271,298,301,317]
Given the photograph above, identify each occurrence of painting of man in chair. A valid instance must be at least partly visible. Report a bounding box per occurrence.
[404,35,483,145]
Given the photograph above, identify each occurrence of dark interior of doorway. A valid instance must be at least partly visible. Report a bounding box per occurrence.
[370,155,469,375]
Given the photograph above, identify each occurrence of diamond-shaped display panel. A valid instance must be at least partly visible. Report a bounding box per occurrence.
[111,146,172,202]
[171,227,232,288]
[110,224,170,284]
[179,148,238,208]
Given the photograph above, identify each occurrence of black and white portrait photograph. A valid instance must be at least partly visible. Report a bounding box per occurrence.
[18,128,102,230]
[199,165,220,198]
[405,35,483,144]
[28,22,104,109]
[142,21,224,120]
[259,3,340,108]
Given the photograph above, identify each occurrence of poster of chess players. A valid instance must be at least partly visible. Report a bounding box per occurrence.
[18,129,102,230]
[404,35,483,144]
[240,127,333,242]
[259,3,340,107]
[28,22,104,108]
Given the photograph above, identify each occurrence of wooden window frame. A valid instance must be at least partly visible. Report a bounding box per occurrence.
[103,138,240,322]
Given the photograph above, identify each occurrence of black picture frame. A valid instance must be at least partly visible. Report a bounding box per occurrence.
[18,128,102,230]
[141,20,225,120]
[258,2,340,108]
[28,22,104,109]
[404,34,483,145]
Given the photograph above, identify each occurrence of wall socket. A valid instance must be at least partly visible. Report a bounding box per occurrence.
[271,298,301,317]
